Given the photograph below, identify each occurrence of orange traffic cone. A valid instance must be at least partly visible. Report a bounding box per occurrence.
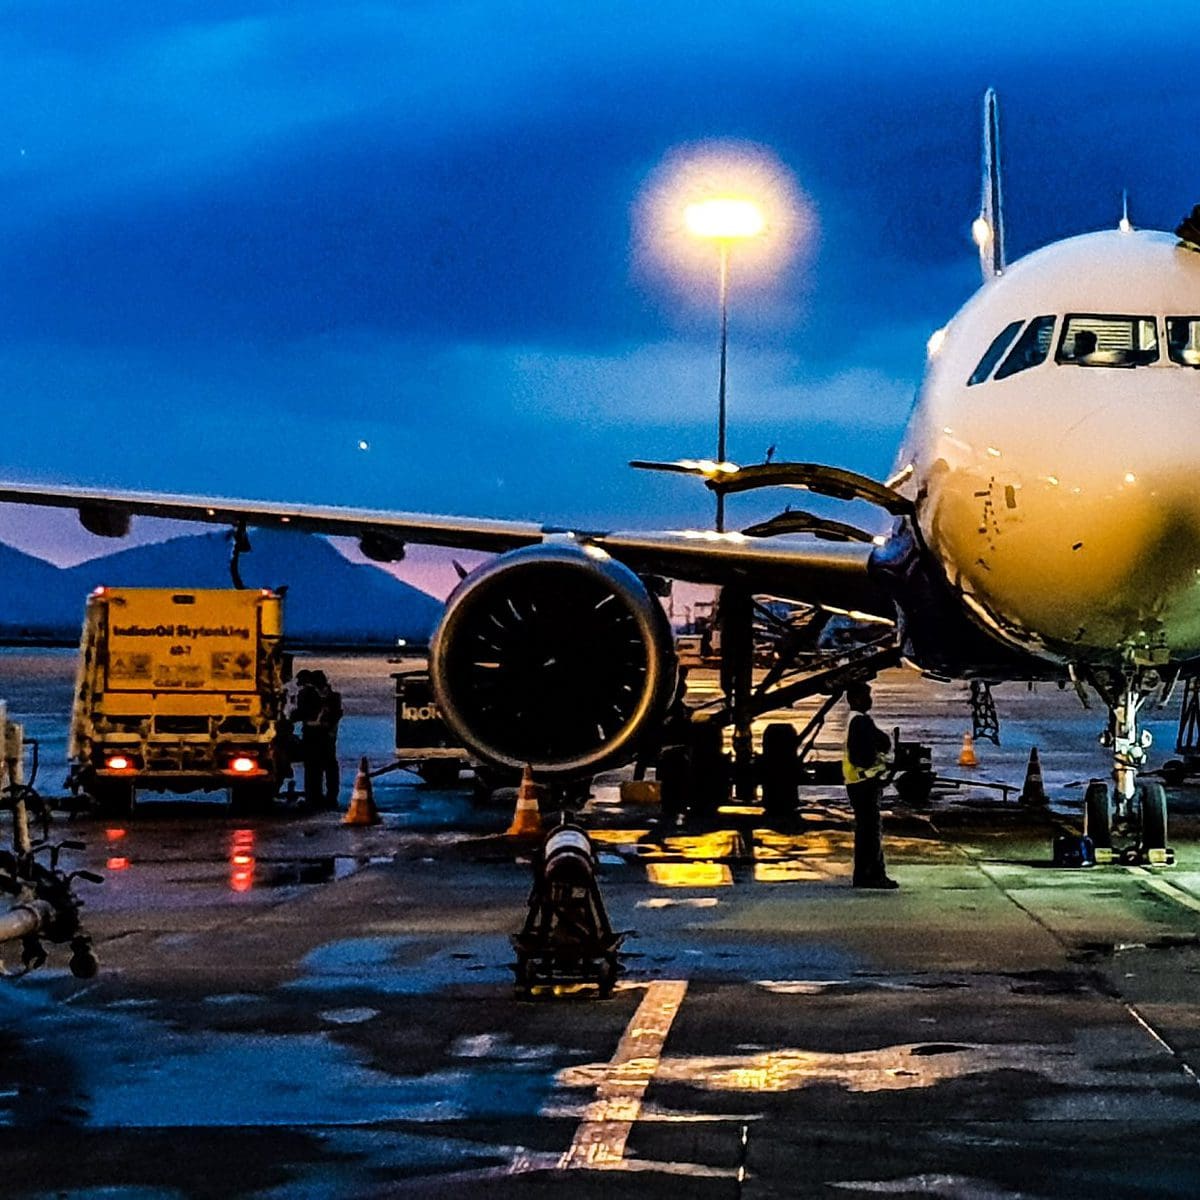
[343,756,382,826]
[1019,746,1048,806]
[958,732,979,768]
[506,765,544,838]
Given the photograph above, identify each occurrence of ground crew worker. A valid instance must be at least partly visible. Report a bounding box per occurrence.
[312,670,343,809]
[842,681,898,890]
[288,669,327,809]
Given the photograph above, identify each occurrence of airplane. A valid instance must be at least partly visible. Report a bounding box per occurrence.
[2,90,1199,850]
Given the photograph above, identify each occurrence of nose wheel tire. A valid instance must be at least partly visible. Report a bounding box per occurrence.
[1084,780,1112,849]
[1138,780,1168,852]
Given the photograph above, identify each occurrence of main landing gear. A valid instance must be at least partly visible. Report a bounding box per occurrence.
[1087,668,1171,863]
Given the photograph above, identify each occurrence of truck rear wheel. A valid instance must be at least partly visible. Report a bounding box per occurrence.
[90,780,134,818]
[231,781,278,816]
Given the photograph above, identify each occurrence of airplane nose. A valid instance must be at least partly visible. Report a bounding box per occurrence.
[1029,398,1200,653]
[946,386,1200,659]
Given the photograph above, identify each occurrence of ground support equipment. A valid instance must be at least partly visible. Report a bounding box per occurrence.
[512,823,623,998]
[1,702,100,977]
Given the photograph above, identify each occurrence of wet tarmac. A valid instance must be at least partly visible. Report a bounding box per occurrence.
[2,651,1200,1197]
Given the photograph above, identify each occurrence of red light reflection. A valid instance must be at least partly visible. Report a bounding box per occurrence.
[229,828,256,893]
[106,856,131,871]
[105,828,127,842]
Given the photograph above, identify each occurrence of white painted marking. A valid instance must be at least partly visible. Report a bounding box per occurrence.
[1122,1001,1200,1085]
[1128,867,1200,916]
[558,979,688,1169]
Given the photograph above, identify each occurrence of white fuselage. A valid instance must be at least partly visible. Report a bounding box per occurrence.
[897,229,1200,667]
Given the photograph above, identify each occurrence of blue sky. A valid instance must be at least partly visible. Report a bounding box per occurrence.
[0,1,1195,584]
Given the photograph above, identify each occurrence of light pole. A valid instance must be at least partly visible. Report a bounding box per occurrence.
[683,197,766,803]
[684,197,765,532]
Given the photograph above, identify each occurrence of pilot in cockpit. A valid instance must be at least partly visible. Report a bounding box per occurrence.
[1169,319,1200,366]
[1072,329,1098,362]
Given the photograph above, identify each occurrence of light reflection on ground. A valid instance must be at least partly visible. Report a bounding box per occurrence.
[645,862,733,887]
[559,1040,1074,1095]
[753,860,829,882]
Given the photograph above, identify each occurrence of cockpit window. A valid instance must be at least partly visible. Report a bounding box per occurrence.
[993,315,1056,381]
[967,320,1024,386]
[1056,314,1158,366]
[1167,317,1200,367]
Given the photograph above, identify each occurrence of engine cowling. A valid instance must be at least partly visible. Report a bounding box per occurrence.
[429,542,677,777]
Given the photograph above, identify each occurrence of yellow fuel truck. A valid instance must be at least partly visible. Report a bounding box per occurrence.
[69,587,288,815]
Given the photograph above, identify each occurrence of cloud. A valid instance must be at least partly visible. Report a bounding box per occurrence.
[0,329,916,529]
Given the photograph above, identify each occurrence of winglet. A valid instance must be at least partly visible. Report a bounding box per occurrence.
[973,88,1006,281]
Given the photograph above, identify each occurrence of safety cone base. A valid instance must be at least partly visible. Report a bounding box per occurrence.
[1018,746,1047,806]
[344,756,382,826]
[507,765,544,838]
[958,732,978,769]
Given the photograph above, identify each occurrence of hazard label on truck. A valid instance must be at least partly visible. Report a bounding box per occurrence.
[104,590,262,692]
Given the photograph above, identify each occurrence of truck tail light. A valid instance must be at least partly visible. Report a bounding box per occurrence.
[229,756,257,774]
[105,755,135,772]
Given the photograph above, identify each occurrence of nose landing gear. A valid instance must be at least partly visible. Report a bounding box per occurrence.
[1089,669,1172,864]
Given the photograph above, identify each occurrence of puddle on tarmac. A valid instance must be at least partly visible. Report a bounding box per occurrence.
[287,935,513,995]
[450,1033,562,1061]
[0,981,557,1129]
[25,1189,185,1200]
[632,827,859,888]
[320,1007,379,1025]
[829,1174,1024,1197]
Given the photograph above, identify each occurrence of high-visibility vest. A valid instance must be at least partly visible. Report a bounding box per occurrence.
[842,748,888,785]
[843,714,889,784]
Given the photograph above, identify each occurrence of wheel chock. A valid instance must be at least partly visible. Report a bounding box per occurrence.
[1052,833,1095,868]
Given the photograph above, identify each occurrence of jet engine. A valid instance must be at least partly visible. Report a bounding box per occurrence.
[429,542,678,777]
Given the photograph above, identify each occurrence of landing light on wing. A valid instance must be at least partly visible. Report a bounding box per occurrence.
[678,458,740,476]
[926,327,947,357]
[971,216,993,248]
[675,529,748,543]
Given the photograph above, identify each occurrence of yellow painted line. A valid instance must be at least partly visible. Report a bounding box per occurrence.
[1128,868,1200,916]
[559,979,689,1170]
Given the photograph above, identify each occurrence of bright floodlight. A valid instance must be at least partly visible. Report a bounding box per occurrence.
[685,197,765,240]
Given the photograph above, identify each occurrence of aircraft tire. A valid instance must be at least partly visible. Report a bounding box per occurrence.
[417,759,462,789]
[1084,780,1112,848]
[894,770,934,807]
[1138,781,1168,852]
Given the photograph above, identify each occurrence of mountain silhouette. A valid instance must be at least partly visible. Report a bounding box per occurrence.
[0,541,82,640]
[0,530,441,647]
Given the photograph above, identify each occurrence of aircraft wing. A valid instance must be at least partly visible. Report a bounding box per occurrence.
[0,481,892,619]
